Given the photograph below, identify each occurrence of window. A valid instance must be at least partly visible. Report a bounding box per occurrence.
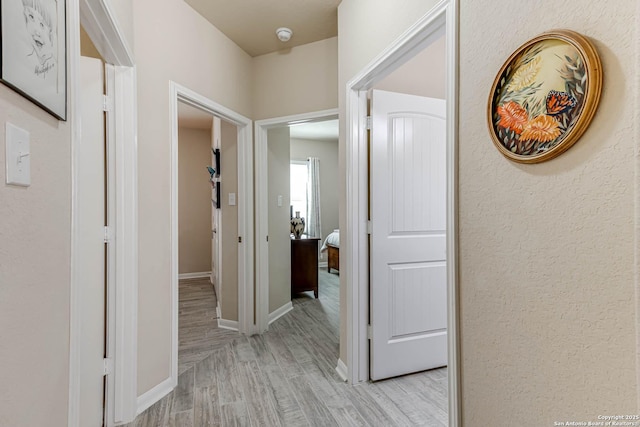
[290,161,308,220]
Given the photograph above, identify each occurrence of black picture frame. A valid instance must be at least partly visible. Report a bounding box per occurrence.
[213,148,220,177]
[212,181,220,210]
[0,0,67,120]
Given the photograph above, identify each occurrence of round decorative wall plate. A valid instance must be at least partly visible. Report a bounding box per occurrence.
[487,30,602,163]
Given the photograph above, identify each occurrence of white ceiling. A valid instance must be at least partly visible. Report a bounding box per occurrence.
[183,0,340,57]
[290,119,338,141]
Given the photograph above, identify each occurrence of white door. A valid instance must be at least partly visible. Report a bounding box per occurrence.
[78,56,107,425]
[212,117,222,299]
[370,89,447,381]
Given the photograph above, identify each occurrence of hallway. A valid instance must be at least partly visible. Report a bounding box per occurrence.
[127,269,447,426]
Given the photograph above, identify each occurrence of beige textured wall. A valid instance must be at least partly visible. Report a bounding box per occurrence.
[376,32,445,99]
[220,120,239,321]
[178,127,212,274]
[252,37,338,120]
[290,137,340,249]
[268,127,292,312]
[459,1,637,424]
[109,0,134,55]
[337,0,441,366]
[0,74,71,426]
[133,0,252,394]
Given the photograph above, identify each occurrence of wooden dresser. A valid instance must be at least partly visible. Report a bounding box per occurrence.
[291,236,320,298]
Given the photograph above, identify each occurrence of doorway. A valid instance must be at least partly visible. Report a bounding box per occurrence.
[176,100,241,375]
[169,83,254,390]
[254,109,339,335]
[345,0,460,424]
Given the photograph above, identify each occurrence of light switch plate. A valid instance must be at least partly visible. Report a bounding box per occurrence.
[5,123,30,187]
[277,195,283,207]
[228,192,236,206]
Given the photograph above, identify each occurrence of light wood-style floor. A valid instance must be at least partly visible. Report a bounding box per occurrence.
[125,268,447,426]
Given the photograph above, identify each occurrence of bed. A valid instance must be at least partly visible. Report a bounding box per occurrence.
[320,230,340,273]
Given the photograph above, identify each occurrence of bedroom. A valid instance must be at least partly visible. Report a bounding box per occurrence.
[264,117,340,330]
[289,120,340,274]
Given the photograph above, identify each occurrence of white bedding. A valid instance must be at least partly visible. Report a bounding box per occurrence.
[321,230,340,252]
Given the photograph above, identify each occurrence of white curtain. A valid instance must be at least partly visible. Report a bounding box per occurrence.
[306,157,322,239]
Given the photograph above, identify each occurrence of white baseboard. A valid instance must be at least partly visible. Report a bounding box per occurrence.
[136,376,175,416]
[268,302,293,325]
[178,271,211,280]
[335,358,348,382]
[217,318,239,331]
[318,261,328,268]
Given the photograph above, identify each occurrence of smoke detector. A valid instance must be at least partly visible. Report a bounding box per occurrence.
[276,27,293,42]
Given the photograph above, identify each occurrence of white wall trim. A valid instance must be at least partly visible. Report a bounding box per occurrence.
[335,359,348,382]
[71,1,138,426]
[318,261,328,268]
[68,1,82,424]
[268,302,294,325]
[445,4,461,425]
[254,109,338,334]
[178,271,212,280]
[344,0,461,425]
[217,318,240,331]
[170,82,254,397]
[135,377,175,416]
[104,63,117,427]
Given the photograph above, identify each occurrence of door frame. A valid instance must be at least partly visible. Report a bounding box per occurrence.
[169,82,254,342]
[69,0,138,425]
[345,0,460,424]
[254,109,338,333]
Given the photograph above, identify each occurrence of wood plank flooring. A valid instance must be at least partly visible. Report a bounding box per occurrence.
[125,268,448,427]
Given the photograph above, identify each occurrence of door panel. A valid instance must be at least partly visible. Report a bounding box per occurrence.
[370,89,447,381]
[212,118,217,288]
[78,56,106,425]
[389,262,447,338]
[389,115,446,233]
[212,117,221,298]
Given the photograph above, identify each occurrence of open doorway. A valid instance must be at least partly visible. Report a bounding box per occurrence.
[254,110,339,338]
[345,1,460,424]
[288,119,340,306]
[266,119,340,312]
[176,101,242,375]
[368,28,447,382]
[168,82,254,398]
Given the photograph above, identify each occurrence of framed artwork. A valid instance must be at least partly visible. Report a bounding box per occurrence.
[487,30,602,163]
[1,0,67,120]
[212,148,220,177]
[211,182,220,210]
